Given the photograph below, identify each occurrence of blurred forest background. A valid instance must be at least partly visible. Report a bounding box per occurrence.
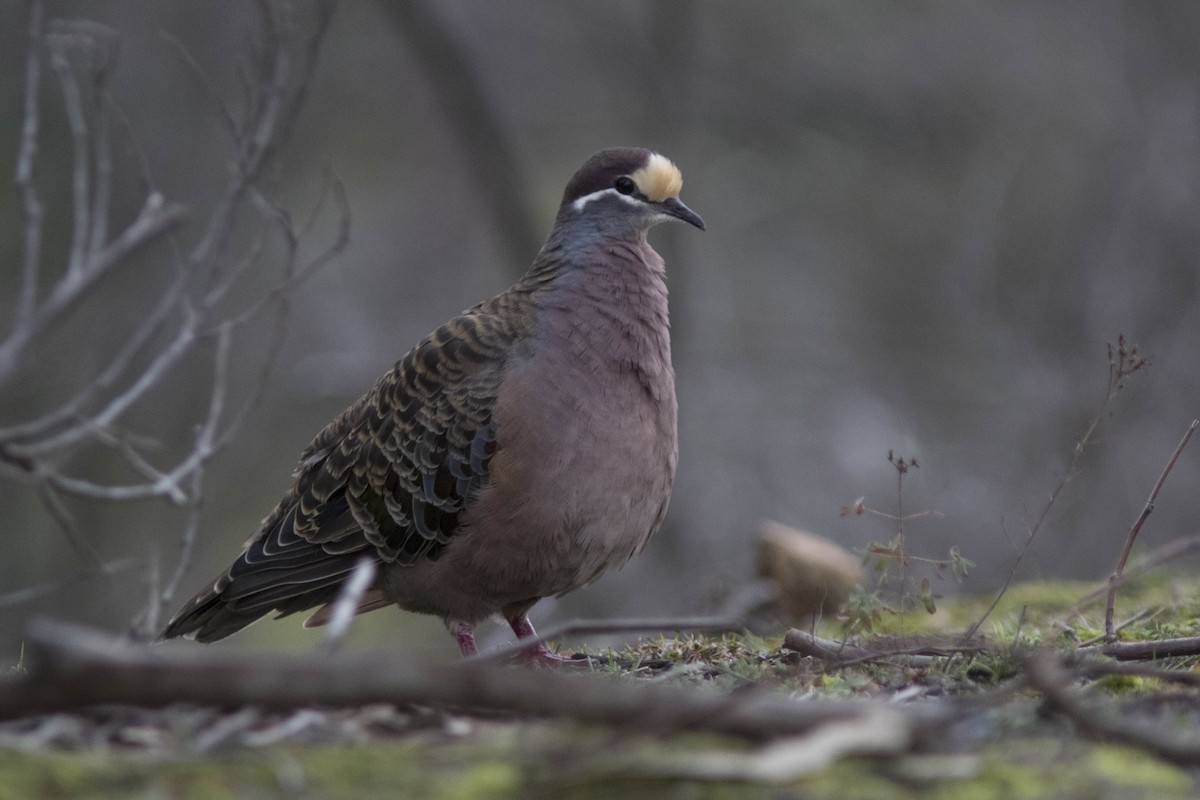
[1,1,1197,659]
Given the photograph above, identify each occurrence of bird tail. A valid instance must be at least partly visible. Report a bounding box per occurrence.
[159,582,270,643]
[160,570,370,643]
[160,538,378,643]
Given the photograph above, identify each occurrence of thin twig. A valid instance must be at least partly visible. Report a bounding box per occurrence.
[0,3,345,611]
[0,195,186,380]
[10,303,199,460]
[158,467,206,622]
[24,314,230,507]
[1067,534,1200,614]
[782,629,986,668]
[1077,606,1159,648]
[0,271,187,444]
[963,337,1148,640]
[46,29,92,278]
[321,557,379,655]
[1026,650,1200,766]
[1081,635,1200,661]
[158,30,239,145]
[36,481,103,568]
[85,52,113,260]
[0,558,137,608]
[185,0,296,273]
[1104,419,1199,641]
[13,0,45,340]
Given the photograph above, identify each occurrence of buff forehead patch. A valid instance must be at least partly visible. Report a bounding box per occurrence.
[629,153,683,202]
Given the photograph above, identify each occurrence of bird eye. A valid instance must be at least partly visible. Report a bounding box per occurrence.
[614,176,637,195]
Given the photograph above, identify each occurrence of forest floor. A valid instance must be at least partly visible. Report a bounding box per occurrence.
[4,574,1200,799]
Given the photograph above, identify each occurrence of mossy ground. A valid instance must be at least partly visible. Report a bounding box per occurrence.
[2,728,1195,800]
[3,573,1200,799]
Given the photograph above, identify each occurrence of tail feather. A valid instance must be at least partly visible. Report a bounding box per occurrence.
[301,589,392,628]
[160,537,378,643]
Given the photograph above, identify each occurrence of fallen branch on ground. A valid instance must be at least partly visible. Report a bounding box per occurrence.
[0,619,954,743]
[1025,650,1200,766]
[1082,636,1200,662]
[782,629,988,667]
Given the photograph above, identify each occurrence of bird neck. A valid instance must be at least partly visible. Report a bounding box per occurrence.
[526,215,659,280]
[520,224,671,375]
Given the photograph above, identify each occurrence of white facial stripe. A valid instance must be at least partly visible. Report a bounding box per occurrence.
[570,187,643,213]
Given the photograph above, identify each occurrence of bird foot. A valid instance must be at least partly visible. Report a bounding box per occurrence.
[517,643,592,667]
[506,613,591,667]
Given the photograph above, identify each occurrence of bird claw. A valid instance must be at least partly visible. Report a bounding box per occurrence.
[516,643,592,667]
[505,613,591,667]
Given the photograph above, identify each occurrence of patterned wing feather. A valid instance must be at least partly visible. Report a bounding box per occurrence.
[161,301,526,642]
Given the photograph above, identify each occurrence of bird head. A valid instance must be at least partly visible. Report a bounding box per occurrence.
[558,148,705,233]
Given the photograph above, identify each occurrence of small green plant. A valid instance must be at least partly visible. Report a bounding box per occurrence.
[838,452,973,635]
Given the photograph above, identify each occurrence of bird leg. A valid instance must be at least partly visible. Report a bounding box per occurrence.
[450,620,478,656]
[506,613,582,665]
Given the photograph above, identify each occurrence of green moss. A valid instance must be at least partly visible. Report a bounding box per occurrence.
[0,739,525,800]
[1087,744,1191,792]
[793,741,1195,800]
[1095,673,1145,693]
[9,578,1200,799]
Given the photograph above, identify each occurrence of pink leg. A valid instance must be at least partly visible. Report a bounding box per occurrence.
[450,620,477,656]
[506,613,582,665]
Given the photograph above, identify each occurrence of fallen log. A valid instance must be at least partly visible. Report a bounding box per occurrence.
[0,618,948,743]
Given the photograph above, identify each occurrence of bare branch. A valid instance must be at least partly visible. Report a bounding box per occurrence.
[36,482,103,568]
[14,0,45,335]
[782,629,986,668]
[0,558,137,609]
[154,467,205,637]
[963,336,1149,640]
[1026,651,1200,766]
[1,619,952,743]
[46,27,92,278]
[186,2,295,273]
[0,194,186,384]
[321,557,379,655]
[7,303,199,461]
[0,2,345,624]
[1082,635,1200,661]
[1065,534,1200,618]
[1077,659,1200,689]
[193,321,236,463]
[217,174,350,333]
[0,271,186,445]
[1104,419,1199,641]
[85,46,115,260]
[158,30,239,145]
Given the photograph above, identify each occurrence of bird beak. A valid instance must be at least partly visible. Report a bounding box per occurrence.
[659,197,706,230]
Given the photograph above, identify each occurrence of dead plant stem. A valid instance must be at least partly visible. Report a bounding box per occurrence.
[1103,419,1199,641]
[963,338,1146,641]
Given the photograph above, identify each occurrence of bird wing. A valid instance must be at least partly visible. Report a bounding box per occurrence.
[292,311,512,563]
[162,303,524,640]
